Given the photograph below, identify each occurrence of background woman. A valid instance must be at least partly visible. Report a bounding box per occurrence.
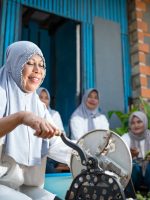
[122,111,150,192]
[37,87,69,173]
[37,87,64,133]
[70,88,109,140]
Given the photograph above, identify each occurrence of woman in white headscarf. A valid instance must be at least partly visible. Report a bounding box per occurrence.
[122,111,150,191]
[37,87,64,133]
[0,41,72,200]
[37,87,69,173]
[70,88,109,140]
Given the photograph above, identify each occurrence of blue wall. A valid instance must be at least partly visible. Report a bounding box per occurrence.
[0,0,131,112]
[55,22,76,127]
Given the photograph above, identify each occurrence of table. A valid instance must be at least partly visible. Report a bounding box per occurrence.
[44,173,73,199]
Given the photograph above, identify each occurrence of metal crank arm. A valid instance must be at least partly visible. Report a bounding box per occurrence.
[60,133,87,166]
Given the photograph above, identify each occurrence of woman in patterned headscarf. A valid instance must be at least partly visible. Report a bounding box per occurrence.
[0,41,71,200]
[70,88,109,140]
[122,111,150,191]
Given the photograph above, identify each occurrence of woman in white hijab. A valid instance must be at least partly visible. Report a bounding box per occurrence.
[0,41,72,200]
[70,88,109,140]
[37,87,64,133]
[122,111,150,191]
[37,87,69,173]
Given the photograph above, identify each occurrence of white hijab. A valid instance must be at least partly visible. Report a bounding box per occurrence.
[128,111,150,156]
[128,111,150,174]
[36,87,65,132]
[0,41,50,166]
[71,88,100,130]
[36,87,51,111]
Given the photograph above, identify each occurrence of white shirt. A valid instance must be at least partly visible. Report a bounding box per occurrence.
[122,133,145,158]
[50,110,64,133]
[70,114,109,140]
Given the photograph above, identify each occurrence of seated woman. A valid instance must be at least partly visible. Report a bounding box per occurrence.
[0,41,72,200]
[70,88,109,140]
[37,87,69,173]
[37,87,64,133]
[122,111,150,192]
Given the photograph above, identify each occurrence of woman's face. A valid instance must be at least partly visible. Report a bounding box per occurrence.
[39,90,49,108]
[86,90,99,110]
[130,116,145,135]
[22,54,45,92]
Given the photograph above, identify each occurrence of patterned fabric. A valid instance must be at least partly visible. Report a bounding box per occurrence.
[5,41,46,90]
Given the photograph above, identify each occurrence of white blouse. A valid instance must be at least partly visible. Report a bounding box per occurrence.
[70,114,109,140]
[122,133,145,159]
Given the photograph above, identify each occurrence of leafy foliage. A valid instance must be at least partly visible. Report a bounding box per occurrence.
[136,191,150,200]
[139,97,150,129]
[108,107,138,136]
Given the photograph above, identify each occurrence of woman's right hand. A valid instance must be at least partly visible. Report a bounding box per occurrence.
[130,147,139,158]
[21,111,60,139]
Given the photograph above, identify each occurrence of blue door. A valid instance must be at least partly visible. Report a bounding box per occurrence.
[22,9,79,135]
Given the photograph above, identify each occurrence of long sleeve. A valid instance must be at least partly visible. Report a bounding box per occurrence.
[93,114,109,130]
[70,114,110,141]
[70,116,87,140]
[47,136,74,166]
[121,133,131,147]
[51,111,65,133]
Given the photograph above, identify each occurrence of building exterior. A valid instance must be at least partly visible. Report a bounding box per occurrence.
[128,0,150,103]
[0,0,150,130]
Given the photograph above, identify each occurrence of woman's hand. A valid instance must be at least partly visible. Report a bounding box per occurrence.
[130,147,139,158]
[21,111,61,139]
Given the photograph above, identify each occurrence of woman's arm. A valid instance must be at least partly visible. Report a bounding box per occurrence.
[0,112,23,137]
[0,111,60,138]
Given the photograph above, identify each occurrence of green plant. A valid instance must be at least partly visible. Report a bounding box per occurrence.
[136,191,146,200]
[139,97,150,129]
[108,107,138,136]
[136,191,150,200]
